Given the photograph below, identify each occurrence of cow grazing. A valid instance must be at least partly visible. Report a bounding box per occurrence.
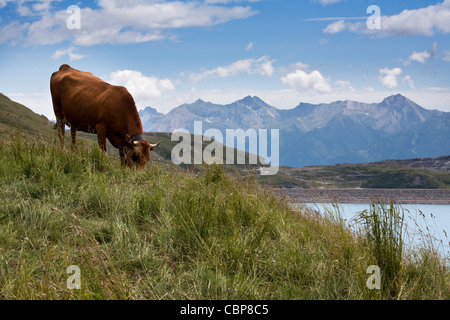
[50,64,159,169]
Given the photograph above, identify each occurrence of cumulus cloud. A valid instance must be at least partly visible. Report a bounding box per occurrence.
[109,69,175,108]
[52,47,86,61]
[410,51,432,64]
[444,50,450,62]
[281,69,331,94]
[290,62,311,71]
[322,0,450,37]
[403,75,415,89]
[323,20,346,34]
[378,67,403,88]
[190,56,275,82]
[335,80,355,91]
[403,43,438,65]
[0,0,258,46]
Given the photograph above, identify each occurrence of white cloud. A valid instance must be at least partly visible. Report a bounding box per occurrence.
[0,0,258,46]
[403,75,415,89]
[409,51,432,64]
[322,1,450,37]
[52,47,86,61]
[335,80,355,91]
[190,56,275,82]
[378,67,402,88]
[0,21,29,45]
[444,50,450,62]
[323,20,346,34]
[403,43,438,65]
[109,69,175,108]
[291,62,310,71]
[246,42,254,51]
[281,69,331,94]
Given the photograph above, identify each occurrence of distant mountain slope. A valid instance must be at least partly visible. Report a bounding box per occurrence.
[142,96,282,133]
[140,94,450,167]
[369,155,450,172]
[139,106,164,131]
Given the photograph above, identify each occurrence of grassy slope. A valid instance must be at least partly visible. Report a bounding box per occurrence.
[0,135,449,300]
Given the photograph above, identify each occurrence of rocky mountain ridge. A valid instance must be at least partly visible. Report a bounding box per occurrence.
[139,94,450,167]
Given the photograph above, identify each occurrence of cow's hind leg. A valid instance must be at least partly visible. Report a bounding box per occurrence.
[51,93,65,148]
[55,116,65,148]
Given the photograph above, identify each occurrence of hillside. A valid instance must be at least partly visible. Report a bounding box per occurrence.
[370,156,450,172]
[0,94,449,300]
[275,159,450,190]
[0,93,53,133]
[139,94,450,167]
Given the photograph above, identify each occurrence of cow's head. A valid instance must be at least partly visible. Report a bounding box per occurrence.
[123,140,160,169]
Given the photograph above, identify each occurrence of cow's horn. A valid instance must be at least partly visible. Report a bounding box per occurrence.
[150,141,161,148]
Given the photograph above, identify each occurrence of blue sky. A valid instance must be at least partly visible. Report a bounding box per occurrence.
[1,0,450,120]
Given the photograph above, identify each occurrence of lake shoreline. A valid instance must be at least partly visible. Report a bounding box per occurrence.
[274,187,450,205]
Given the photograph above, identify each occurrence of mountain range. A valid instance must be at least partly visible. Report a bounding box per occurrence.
[139,94,450,168]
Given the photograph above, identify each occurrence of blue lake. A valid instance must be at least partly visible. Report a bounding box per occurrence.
[297,203,450,259]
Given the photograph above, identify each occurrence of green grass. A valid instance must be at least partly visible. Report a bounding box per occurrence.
[0,131,449,300]
[354,202,405,298]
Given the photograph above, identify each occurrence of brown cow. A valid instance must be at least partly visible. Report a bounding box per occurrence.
[50,64,159,169]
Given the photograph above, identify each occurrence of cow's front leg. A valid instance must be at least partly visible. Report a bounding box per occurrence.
[119,146,127,167]
[96,124,107,152]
